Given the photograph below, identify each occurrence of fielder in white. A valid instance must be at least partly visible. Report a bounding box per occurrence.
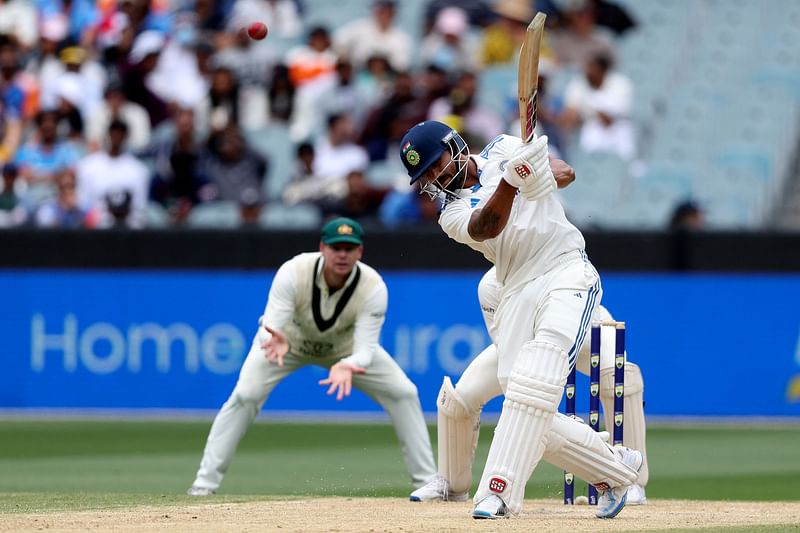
[410,266,649,505]
[187,217,436,496]
[398,121,642,519]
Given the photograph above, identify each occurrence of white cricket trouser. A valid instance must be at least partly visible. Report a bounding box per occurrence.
[191,340,436,491]
[493,254,602,389]
[474,254,601,512]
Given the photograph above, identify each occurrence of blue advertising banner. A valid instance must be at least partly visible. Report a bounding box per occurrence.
[1,270,798,417]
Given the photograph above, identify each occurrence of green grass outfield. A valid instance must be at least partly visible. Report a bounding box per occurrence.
[1,420,799,513]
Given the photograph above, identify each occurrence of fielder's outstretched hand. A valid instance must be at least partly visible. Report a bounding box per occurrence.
[319,361,366,401]
[262,325,289,366]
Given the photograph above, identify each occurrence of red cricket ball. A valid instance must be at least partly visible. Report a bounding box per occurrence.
[247,22,268,40]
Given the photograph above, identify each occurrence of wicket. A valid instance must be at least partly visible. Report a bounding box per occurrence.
[563,320,626,505]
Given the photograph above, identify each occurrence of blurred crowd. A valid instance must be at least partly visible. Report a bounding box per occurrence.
[0,0,640,230]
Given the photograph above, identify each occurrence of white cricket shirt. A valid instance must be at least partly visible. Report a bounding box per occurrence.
[259,252,387,368]
[438,134,586,293]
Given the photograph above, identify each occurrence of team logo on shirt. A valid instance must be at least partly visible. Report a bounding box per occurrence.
[514,163,532,178]
[402,142,420,166]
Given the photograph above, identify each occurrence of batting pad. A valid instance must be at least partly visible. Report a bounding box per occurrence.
[543,413,639,488]
[475,341,567,514]
[437,376,481,495]
[601,362,648,485]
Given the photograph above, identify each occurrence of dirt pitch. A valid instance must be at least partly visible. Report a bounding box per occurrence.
[5,498,800,533]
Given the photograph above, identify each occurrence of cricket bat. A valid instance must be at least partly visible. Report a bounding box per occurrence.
[518,12,547,144]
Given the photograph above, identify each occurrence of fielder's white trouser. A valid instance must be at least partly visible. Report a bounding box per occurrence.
[191,339,436,491]
[473,257,602,514]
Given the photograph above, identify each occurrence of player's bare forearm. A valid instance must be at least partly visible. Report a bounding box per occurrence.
[468,181,517,241]
[551,156,575,189]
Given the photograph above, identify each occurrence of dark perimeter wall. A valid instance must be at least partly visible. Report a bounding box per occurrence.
[1,228,799,271]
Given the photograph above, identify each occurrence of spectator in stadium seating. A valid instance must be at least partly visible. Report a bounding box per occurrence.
[147,20,211,117]
[559,52,635,160]
[142,106,211,220]
[86,80,151,152]
[420,6,480,75]
[0,0,38,52]
[118,0,174,35]
[428,71,504,147]
[668,199,705,270]
[379,184,442,229]
[42,46,106,122]
[286,26,337,88]
[0,38,23,164]
[313,113,369,186]
[669,200,704,231]
[14,110,82,191]
[479,0,533,66]
[548,0,616,69]
[267,64,295,123]
[356,54,395,101]
[0,162,26,227]
[333,0,413,72]
[424,0,494,31]
[318,169,389,224]
[213,25,276,89]
[227,0,303,40]
[203,65,241,132]
[359,71,430,161]
[291,57,374,143]
[36,0,100,48]
[75,119,150,228]
[120,30,169,127]
[201,124,268,203]
[293,141,315,181]
[32,169,88,228]
[212,27,275,130]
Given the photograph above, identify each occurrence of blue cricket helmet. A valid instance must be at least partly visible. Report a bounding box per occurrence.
[400,121,462,184]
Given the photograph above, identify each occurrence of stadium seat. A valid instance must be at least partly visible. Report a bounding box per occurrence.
[186,202,240,229]
[258,202,322,229]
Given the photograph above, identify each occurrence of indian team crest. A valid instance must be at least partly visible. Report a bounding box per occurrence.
[402,142,420,166]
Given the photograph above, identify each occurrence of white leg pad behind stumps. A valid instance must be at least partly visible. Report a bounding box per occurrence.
[438,376,481,495]
[474,341,568,515]
[600,362,648,485]
[543,413,639,488]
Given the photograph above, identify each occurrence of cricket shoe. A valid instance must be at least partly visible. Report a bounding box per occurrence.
[595,447,643,519]
[471,495,509,519]
[626,484,647,505]
[187,485,216,496]
[409,475,468,502]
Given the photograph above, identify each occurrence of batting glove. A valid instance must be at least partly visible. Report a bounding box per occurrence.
[502,136,550,189]
[518,156,556,201]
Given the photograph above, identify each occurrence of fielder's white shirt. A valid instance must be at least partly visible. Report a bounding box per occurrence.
[260,252,387,368]
[438,134,586,293]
